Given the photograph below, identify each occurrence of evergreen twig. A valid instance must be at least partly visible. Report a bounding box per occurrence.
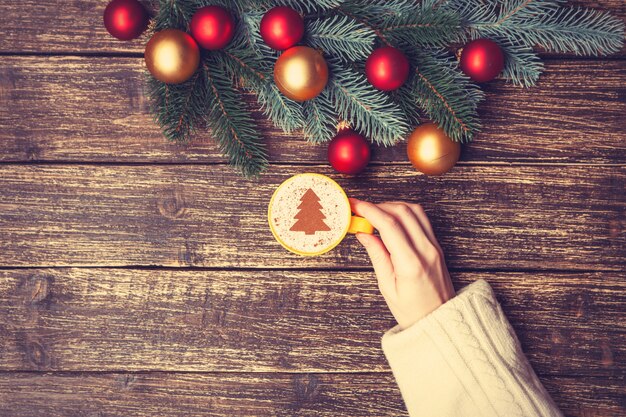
[202,56,268,177]
[215,26,305,132]
[380,7,464,48]
[447,0,625,55]
[145,0,624,176]
[302,91,338,143]
[305,15,376,62]
[407,49,483,142]
[147,71,207,143]
[327,60,410,146]
[497,40,544,87]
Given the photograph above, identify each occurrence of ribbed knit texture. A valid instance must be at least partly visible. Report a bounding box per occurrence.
[382,279,563,417]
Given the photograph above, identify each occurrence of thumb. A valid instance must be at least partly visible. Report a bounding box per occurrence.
[355,233,395,296]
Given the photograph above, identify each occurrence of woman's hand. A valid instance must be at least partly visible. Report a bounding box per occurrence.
[350,198,455,330]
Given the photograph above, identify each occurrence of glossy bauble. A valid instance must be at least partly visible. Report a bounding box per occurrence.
[145,29,200,84]
[260,6,304,50]
[328,130,371,175]
[459,39,505,83]
[103,0,148,40]
[407,123,460,175]
[365,46,410,91]
[190,5,235,50]
[274,46,328,101]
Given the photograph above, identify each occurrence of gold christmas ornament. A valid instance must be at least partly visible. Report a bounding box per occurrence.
[274,46,328,101]
[407,123,461,175]
[145,29,200,84]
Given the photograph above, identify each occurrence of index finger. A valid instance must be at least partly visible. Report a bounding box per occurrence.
[349,198,417,262]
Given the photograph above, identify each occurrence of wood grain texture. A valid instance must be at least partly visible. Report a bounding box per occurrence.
[0,0,623,56]
[1,3,624,415]
[0,268,623,375]
[0,372,623,417]
[0,164,623,269]
[0,57,624,164]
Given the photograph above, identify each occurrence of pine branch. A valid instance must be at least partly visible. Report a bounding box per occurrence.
[145,0,624,177]
[202,57,268,177]
[407,49,483,142]
[305,15,375,62]
[214,25,305,132]
[246,0,344,13]
[240,10,280,60]
[146,70,207,143]
[148,0,266,177]
[447,0,625,56]
[497,40,543,87]
[390,83,422,128]
[499,7,624,55]
[338,0,425,26]
[302,90,338,143]
[380,7,464,48]
[205,0,345,13]
[195,0,257,14]
[152,0,197,31]
[327,60,410,146]
[285,0,346,13]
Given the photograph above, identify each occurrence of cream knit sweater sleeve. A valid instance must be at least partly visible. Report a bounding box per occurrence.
[382,279,563,417]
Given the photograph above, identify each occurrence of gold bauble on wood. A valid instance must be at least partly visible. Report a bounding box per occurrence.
[407,123,461,175]
[145,29,200,84]
[274,46,328,101]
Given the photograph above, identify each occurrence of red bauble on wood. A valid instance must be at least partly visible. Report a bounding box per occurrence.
[190,5,235,50]
[260,6,304,50]
[365,46,410,91]
[459,39,505,83]
[328,130,371,175]
[103,0,148,40]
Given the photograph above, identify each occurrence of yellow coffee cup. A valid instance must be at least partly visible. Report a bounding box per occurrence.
[268,173,374,256]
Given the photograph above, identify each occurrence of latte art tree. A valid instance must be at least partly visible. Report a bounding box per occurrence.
[290,189,331,235]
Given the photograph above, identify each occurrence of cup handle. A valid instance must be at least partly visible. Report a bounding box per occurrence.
[347,215,374,235]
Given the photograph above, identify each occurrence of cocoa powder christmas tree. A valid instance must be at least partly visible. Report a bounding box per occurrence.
[290,189,331,235]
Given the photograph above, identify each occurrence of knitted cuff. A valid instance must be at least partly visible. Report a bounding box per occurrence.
[382,279,562,417]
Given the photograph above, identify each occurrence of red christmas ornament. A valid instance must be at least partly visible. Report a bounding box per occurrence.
[260,6,304,50]
[190,5,235,50]
[365,46,410,91]
[459,39,505,83]
[103,0,148,41]
[328,129,371,175]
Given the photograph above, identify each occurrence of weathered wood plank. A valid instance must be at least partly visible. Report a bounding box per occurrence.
[0,268,623,375]
[0,372,623,417]
[0,57,624,164]
[0,165,623,269]
[0,0,623,57]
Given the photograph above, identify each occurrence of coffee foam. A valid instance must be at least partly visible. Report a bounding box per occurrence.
[269,174,350,255]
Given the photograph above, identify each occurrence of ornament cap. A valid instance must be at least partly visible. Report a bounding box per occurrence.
[336,120,352,133]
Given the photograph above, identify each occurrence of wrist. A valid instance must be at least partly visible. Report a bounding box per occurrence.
[397,288,455,330]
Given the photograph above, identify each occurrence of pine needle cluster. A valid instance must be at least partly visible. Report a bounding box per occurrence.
[147,0,624,177]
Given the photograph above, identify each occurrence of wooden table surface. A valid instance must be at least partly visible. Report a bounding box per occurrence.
[0,1,624,416]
